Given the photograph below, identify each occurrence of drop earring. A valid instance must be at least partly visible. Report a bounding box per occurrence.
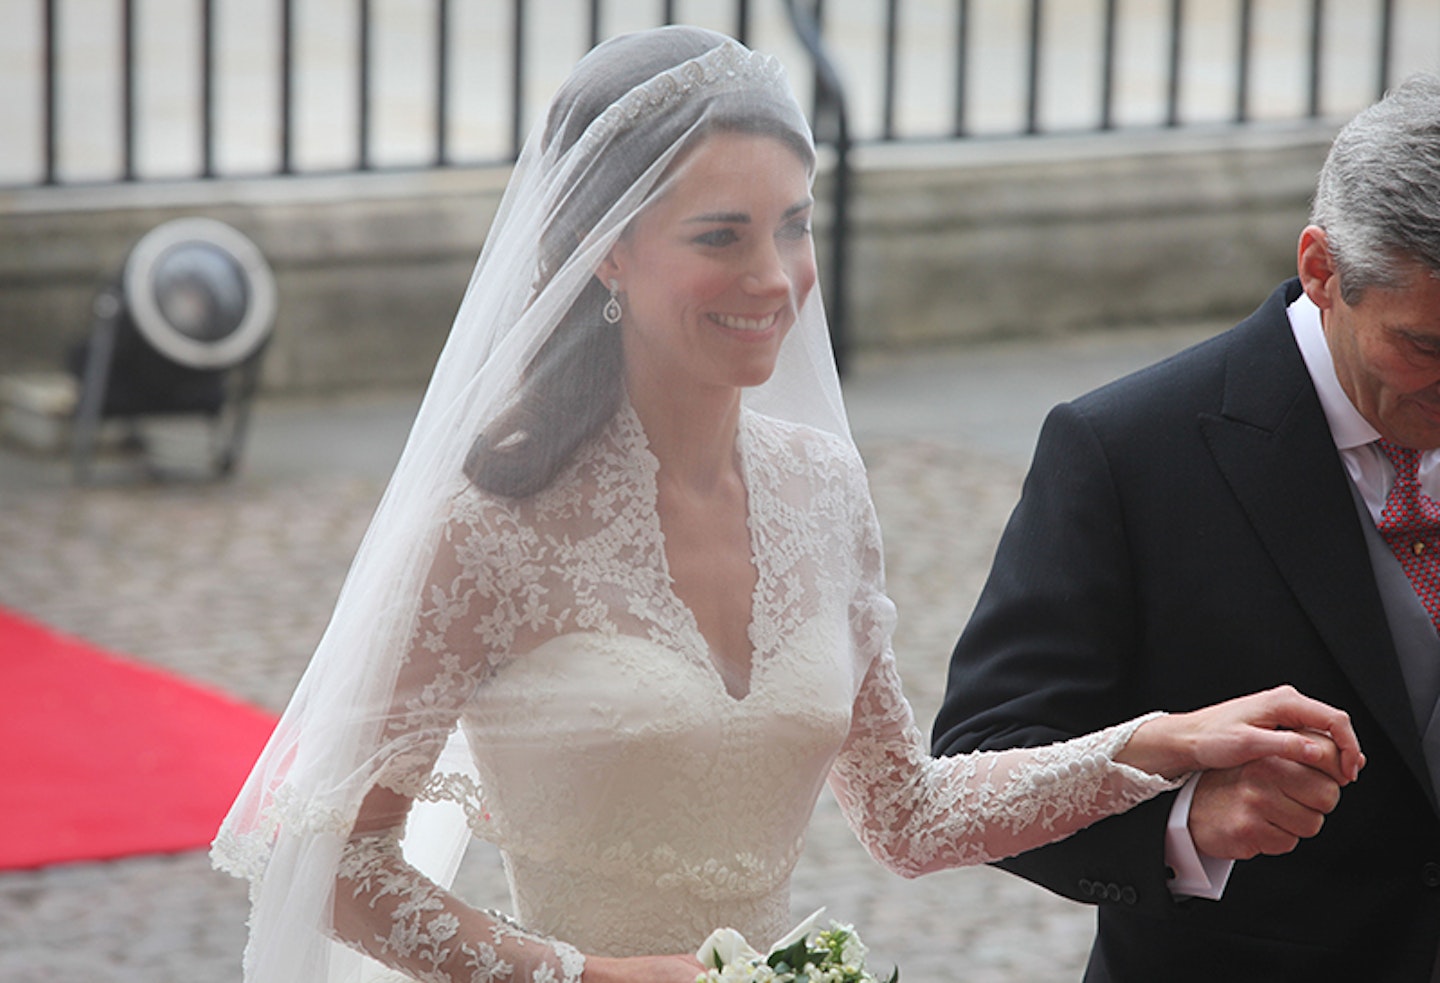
[602,279,623,325]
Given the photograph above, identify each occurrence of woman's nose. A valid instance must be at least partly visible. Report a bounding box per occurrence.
[742,243,790,294]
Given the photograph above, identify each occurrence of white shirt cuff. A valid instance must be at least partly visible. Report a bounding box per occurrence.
[1164,772,1233,900]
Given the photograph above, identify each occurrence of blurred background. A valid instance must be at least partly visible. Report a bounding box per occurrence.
[1,2,1437,981]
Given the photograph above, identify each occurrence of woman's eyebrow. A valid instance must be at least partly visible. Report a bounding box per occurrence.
[684,199,812,224]
[684,210,749,224]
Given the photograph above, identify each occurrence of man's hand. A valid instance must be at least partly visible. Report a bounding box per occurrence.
[1188,734,1346,859]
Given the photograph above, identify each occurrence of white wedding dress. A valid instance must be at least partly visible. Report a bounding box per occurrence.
[312,404,1178,983]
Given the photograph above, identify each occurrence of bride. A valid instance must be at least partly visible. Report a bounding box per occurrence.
[212,26,1362,983]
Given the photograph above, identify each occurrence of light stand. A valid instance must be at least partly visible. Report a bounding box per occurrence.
[70,218,277,483]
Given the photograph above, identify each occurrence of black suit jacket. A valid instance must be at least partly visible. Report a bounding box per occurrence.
[933,280,1440,982]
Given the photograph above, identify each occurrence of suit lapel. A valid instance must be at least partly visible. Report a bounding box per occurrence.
[1198,282,1433,800]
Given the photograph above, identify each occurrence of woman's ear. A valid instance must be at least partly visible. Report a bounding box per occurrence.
[595,247,625,294]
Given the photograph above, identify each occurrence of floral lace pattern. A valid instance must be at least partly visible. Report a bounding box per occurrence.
[324,404,1181,979]
[339,830,584,983]
[831,653,1171,875]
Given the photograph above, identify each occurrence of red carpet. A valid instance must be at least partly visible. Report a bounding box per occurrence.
[0,607,277,870]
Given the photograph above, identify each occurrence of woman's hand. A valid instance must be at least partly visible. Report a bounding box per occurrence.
[1116,684,1365,783]
[582,952,706,983]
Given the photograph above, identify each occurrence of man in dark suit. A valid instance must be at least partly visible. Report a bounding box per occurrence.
[933,74,1440,981]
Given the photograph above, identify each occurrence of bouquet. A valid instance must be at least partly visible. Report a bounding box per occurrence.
[695,909,898,983]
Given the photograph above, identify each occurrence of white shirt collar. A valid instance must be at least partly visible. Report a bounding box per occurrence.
[1287,291,1380,451]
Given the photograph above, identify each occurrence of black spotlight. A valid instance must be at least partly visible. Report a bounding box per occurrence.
[69,217,278,482]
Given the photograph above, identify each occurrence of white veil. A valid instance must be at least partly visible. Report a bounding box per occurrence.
[212,25,853,982]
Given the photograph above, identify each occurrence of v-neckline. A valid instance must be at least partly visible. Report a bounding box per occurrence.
[633,406,763,703]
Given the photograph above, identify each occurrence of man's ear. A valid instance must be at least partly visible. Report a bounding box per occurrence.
[1297,225,1341,312]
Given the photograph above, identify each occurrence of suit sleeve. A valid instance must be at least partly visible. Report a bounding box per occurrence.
[931,399,1183,916]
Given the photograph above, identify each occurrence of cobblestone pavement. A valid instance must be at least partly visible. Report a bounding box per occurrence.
[0,328,1213,983]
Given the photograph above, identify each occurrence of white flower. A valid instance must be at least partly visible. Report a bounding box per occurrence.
[696,927,762,973]
[693,911,895,983]
[838,933,867,967]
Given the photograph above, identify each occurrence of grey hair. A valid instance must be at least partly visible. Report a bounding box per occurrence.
[1309,72,1440,303]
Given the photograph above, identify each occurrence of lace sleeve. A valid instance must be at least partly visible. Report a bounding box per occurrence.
[337,831,584,983]
[329,498,585,983]
[827,645,1183,878]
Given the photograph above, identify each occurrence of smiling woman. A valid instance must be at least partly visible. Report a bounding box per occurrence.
[603,132,816,399]
[212,24,1364,983]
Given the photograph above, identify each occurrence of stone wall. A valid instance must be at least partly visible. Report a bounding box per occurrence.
[0,123,1334,393]
[846,124,1330,346]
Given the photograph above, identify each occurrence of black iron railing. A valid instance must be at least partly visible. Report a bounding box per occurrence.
[10,0,1437,366]
[784,0,852,374]
[18,1,1433,189]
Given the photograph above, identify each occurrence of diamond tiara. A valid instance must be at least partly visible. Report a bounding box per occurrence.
[578,40,792,153]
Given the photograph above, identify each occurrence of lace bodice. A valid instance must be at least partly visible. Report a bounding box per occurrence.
[323,406,1179,982]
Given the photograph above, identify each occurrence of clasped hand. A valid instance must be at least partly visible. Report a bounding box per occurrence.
[1119,684,1365,859]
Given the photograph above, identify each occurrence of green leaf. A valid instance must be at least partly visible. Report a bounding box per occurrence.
[769,938,810,971]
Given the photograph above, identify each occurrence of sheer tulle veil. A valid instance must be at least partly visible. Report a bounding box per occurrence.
[211,25,852,981]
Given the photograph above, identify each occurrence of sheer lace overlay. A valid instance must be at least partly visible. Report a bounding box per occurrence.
[306,406,1181,979]
[338,830,584,983]
[830,652,1173,876]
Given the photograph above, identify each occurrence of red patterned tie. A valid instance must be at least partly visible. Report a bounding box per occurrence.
[1374,438,1440,634]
